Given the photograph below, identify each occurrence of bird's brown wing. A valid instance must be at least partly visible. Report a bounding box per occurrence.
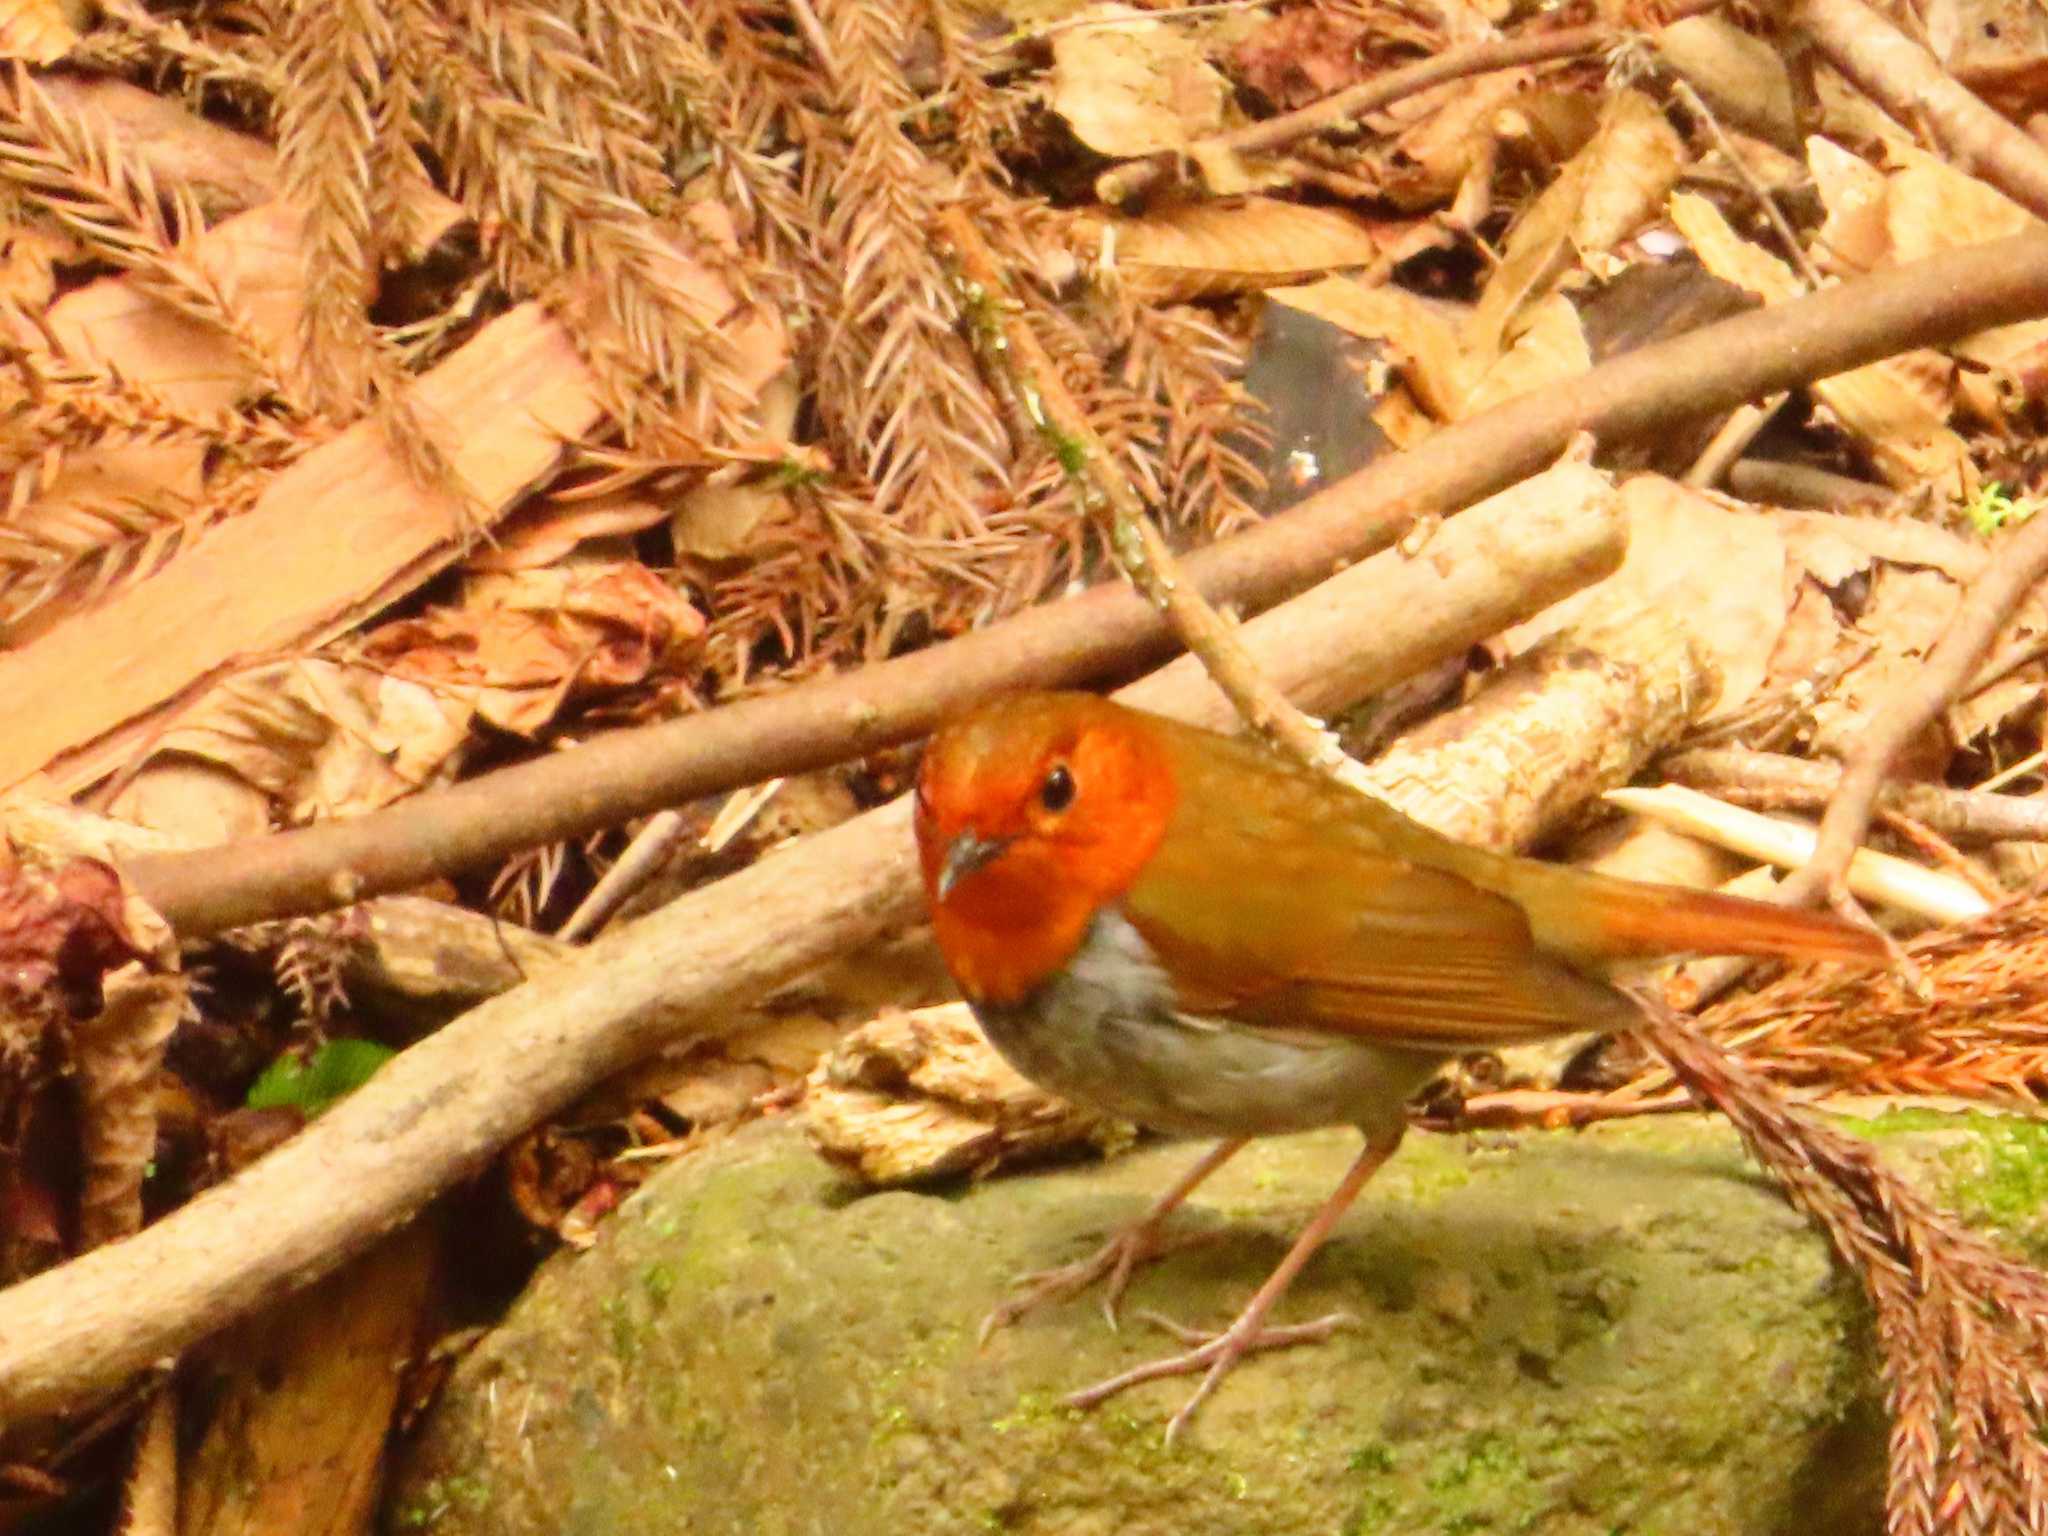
[1121,814,1639,1051]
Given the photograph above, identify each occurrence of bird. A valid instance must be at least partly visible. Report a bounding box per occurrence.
[912,690,1887,1443]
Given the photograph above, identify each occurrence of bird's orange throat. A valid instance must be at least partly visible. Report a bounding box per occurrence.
[931,843,1113,1007]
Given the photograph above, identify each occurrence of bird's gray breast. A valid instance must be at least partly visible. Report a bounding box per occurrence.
[971,909,1442,1141]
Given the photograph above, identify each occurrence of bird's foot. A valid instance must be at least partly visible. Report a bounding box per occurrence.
[978,1223,1225,1345]
[1066,1304,1355,1446]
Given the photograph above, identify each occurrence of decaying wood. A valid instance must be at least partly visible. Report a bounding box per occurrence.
[1365,604,1713,850]
[117,228,2048,940]
[806,1003,1116,1184]
[177,1225,437,1536]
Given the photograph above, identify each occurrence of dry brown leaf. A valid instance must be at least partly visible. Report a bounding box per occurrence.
[1369,74,1530,211]
[1672,192,1972,491]
[1655,14,1797,148]
[1808,138,2048,425]
[1806,564,1961,763]
[1048,3,1229,158]
[1265,275,1471,421]
[122,657,473,825]
[0,224,73,310]
[1107,197,1394,301]
[1808,135,1893,276]
[1466,90,1686,364]
[1775,510,1988,587]
[362,560,705,736]
[38,201,306,413]
[0,0,82,64]
[1459,291,1590,416]
[472,496,674,574]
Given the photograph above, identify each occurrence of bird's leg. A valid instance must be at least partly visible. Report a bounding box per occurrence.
[979,1138,1248,1345]
[1066,1125,1404,1447]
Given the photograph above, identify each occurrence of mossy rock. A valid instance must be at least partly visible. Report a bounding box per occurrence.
[388,1111,2048,1536]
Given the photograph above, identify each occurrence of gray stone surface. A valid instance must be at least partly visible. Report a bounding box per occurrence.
[389,1111,2048,1536]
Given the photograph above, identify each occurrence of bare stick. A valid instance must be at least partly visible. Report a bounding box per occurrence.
[1776,510,2048,915]
[1796,0,2048,219]
[117,227,2048,940]
[1666,747,2048,844]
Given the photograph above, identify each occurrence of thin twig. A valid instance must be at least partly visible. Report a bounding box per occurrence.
[1777,510,2048,917]
[1097,0,1722,203]
[1670,78,1823,287]
[939,207,1356,781]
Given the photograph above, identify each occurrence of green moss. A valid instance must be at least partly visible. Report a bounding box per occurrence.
[392,1474,491,1530]
[1349,1441,1397,1475]
[640,1263,676,1308]
[1837,1108,2048,1240]
[601,1296,640,1362]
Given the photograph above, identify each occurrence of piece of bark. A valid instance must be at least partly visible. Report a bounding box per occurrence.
[0,304,604,793]
[0,460,1626,1425]
[1364,603,1715,850]
[806,1004,1116,1185]
[178,1224,437,1536]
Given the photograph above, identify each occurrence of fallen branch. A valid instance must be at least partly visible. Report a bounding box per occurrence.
[120,226,2048,939]
[1666,747,2048,844]
[1609,784,1991,924]
[1795,0,2048,219]
[0,467,1624,1426]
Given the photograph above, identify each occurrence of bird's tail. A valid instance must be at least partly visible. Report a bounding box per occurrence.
[1506,865,1891,967]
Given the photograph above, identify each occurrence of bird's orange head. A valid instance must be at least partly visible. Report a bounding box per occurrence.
[915,692,1179,1006]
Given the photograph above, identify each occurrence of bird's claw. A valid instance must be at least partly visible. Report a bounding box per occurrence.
[1066,1306,1356,1446]
[977,1224,1223,1346]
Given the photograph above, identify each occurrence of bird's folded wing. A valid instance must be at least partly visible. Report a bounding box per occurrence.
[1123,828,1637,1050]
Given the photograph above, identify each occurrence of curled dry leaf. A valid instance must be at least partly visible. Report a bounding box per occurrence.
[0,851,149,1033]
[1102,197,1395,302]
[1466,89,1686,366]
[1263,275,1471,422]
[1808,135,2048,425]
[1655,14,1799,149]
[1458,291,1591,416]
[121,657,472,826]
[1227,5,1375,108]
[470,496,674,574]
[1048,3,1230,159]
[363,560,706,736]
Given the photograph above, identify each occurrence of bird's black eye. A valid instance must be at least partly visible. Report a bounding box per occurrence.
[1039,763,1075,813]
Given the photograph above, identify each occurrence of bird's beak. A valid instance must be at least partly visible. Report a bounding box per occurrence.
[937,829,1009,899]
